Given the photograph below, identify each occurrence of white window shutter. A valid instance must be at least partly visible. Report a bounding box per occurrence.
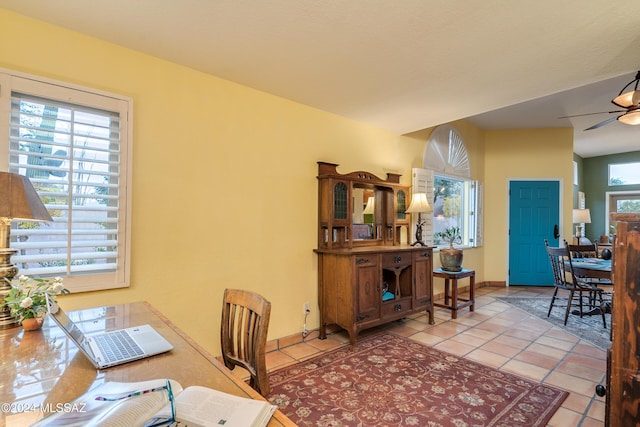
[469,180,483,247]
[1,71,132,292]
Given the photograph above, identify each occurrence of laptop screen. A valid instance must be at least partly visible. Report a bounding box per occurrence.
[46,294,87,345]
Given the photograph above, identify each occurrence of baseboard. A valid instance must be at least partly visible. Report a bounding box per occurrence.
[267,281,507,353]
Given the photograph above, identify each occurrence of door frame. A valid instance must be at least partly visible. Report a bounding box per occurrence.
[506,178,564,286]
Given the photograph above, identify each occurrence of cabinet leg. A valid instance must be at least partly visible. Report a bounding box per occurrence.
[426,306,435,325]
[319,324,327,340]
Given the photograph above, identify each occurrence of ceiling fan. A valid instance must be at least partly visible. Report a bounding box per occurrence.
[560,70,640,131]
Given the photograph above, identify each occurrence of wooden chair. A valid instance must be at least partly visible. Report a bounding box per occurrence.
[545,240,608,327]
[220,288,271,396]
[564,239,613,288]
[564,239,599,259]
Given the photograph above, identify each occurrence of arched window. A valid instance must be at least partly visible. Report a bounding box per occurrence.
[412,125,482,247]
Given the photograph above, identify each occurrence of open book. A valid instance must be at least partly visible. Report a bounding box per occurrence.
[32,379,277,427]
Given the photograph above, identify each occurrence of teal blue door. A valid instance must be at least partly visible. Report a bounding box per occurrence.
[509,180,560,285]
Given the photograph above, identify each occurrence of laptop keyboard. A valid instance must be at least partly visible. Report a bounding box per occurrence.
[94,330,145,363]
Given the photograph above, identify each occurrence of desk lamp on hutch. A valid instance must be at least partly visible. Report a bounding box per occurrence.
[314,162,435,349]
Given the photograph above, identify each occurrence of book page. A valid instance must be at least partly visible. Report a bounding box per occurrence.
[153,386,276,427]
[31,379,183,427]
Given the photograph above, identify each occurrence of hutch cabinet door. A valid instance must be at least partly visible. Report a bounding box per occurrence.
[354,255,380,323]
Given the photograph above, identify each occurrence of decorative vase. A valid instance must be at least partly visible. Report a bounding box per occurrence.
[439,248,463,272]
[21,317,44,331]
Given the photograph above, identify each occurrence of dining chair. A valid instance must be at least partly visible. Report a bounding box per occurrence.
[564,239,613,288]
[564,239,599,259]
[545,240,609,327]
[220,288,271,397]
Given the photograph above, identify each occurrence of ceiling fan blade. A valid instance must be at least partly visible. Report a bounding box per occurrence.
[558,110,625,119]
[584,116,618,131]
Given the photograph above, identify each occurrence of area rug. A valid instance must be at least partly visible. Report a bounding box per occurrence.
[268,333,568,427]
[495,296,611,350]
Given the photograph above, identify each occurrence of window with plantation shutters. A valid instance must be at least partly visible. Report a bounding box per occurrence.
[418,124,482,248]
[0,71,132,292]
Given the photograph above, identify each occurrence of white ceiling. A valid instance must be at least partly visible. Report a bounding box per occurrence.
[1,0,639,158]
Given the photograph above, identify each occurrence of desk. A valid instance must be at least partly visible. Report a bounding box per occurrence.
[0,302,295,427]
[433,268,475,319]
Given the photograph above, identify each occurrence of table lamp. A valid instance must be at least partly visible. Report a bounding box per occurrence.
[0,172,53,329]
[362,196,375,215]
[406,192,433,246]
[572,208,591,245]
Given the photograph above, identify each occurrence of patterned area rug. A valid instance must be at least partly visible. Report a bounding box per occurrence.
[268,333,568,427]
[495,296,611,350]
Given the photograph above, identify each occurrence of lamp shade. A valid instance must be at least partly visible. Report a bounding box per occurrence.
[617,109,640,125]
[611,71,640,108]
[0,172,52,221]
[406,193,433,214]
[362,196,375,215]
[572,208,591,224]
[612,90,640,109]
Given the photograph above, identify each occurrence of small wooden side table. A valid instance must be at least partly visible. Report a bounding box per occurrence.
[433,268,475,319]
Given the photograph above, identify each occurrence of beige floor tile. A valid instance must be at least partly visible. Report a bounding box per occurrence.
[433,339,476,356]
[536,334,580,351]
[406,331,446,346]
[449,331,490,348]
[479,340,523,358]
[579,417,605,427]
[266,350,297,371]
[280,342,322,360]
[464,348,510,368]
[587,398,606,422]
[501,359,552,382]
[514,349,562,370]
[545,371,600,397]
[306,335,346,352]
[547,407,584,427]
[561,392,592,415]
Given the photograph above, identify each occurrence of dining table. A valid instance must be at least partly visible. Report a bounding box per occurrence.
[570,257,613,281]
[568,257,613,316]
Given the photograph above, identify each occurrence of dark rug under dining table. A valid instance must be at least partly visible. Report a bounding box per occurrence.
[495,296,611,350]
[267,333,568,427]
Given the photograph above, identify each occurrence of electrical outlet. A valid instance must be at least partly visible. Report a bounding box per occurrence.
[304,302,311,314]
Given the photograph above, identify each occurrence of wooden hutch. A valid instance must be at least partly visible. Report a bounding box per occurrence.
[314,162,434,349]
[606,213,640,426]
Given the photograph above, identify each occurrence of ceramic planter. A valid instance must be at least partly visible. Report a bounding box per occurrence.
[439,248,463,272]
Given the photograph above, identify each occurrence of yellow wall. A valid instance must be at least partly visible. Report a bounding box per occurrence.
[0,9,574,354]
[483,128,575,281]
[0,9,429,354]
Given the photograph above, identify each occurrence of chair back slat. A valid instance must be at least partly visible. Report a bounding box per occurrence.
[564,239,599,259]
[221,288,271,396]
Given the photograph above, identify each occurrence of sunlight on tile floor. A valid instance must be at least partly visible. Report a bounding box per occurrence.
[253,286,607,426]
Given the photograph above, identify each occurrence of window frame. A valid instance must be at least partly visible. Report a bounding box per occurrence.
[606,190,640,233]
[411,168,481,249]
[0,68,133,293]
[608,162,640,186]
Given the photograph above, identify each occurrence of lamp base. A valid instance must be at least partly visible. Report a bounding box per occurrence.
[0,247,19,329]
[411,219,427,246]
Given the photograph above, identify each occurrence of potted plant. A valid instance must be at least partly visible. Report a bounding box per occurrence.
[4,275,69,330]
[434,226,463,272]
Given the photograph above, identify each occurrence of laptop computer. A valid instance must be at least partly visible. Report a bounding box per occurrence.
[46,295,173,369]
